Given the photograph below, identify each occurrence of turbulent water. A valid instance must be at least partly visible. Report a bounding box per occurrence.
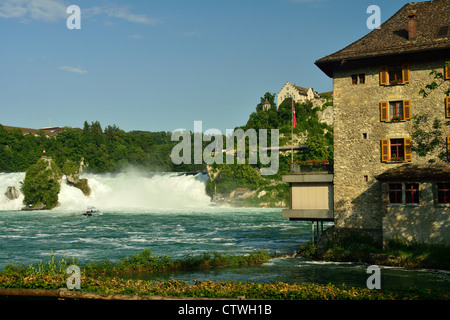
[0,171,449,290]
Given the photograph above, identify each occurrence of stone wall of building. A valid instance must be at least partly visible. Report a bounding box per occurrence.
[380,181,450,245]
[332,58,450,235]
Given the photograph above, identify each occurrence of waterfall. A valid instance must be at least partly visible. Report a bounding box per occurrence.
[0,171,212,212]
[0,172,25,210]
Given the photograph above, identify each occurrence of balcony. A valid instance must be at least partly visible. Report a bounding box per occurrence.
[282,168,334,222]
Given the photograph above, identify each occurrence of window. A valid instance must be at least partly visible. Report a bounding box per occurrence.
[390,139,405,161]
[435,26,449,39]
[388,65,403,84]
[437,183,450,204]
[389,183,420,205]
[390,101,403,120]
[405,183,419,204]
[381,138,412,162]
[380,64,410,85]
[389,184,403,204]
[359,74,365,84]
[380,100,411,121]
[351,74,365,84]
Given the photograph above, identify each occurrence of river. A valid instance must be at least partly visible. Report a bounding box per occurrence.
[0,171,449,291]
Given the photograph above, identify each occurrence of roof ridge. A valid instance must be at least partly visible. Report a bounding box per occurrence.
[315,0,450,77]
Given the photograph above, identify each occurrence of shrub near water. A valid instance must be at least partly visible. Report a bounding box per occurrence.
[84,249,271,275]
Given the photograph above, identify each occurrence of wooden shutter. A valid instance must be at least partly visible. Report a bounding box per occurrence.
[447,136,450,161]
[380,101,389,121]
[445,62,450,80]
[403,100,411,120]
[402,64,410,83]
[381,139,390,162]
[446,96,450,118]
[404,138,412,162]
[380,65,388,85]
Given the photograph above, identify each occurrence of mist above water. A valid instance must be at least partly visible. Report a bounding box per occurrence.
[0,170,213,212]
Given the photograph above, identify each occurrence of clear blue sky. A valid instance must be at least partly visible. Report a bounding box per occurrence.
[0,0,406,133]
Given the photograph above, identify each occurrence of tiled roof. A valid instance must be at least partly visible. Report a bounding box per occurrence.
[316,0,450,77]
[2,125,63,137]
[376,163,450,181]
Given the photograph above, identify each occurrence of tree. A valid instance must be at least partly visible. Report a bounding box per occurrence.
[419,62,450,98]
[414,61,450,162]
[411,114,446,162]
[256,92,276,112]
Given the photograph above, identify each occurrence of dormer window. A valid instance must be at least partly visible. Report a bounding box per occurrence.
[435,26,449,39]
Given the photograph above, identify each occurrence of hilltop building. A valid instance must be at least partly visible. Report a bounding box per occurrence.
[2,125,63,137]
[284,0,450,246]
[262,99,272,111]
[277,82,321,107]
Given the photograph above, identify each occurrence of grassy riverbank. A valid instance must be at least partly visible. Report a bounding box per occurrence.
[298,237,450,271]
[0,249,448,300]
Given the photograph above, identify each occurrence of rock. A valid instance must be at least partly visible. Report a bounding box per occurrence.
[72,178,91,196]
[63,159,91,196]
[21,157,63,210]
[22,203,47,211]
[5,186,20,200]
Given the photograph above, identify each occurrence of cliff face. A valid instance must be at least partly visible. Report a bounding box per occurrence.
[21,157,63,210]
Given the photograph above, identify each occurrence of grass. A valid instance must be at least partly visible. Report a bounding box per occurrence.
[1,249,271,278]
[0,249,448,300]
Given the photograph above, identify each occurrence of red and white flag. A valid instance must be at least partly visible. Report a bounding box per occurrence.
[292,99,297,128]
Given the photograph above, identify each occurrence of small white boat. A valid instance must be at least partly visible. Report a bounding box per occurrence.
[82,207,101,216]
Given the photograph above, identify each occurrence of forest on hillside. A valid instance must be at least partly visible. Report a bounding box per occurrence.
[0,92,333,186]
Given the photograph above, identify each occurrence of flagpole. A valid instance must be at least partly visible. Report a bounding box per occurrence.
[291,98,294,167]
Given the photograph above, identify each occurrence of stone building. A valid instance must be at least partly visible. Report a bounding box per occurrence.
[277,82,321,107]
[311,0,450,245]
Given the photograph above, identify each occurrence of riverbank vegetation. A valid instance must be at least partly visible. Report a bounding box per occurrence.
[298,237,450,271]
[0,249,447,300]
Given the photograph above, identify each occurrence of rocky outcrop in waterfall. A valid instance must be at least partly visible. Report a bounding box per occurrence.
[63,160,91,196]
[21,157,63,210]
[5,186,20,200]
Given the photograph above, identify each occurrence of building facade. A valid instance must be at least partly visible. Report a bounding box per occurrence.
[277,82,321,107]
[315,0,450,245]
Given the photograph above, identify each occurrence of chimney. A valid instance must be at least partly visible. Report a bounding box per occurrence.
[407,10,418,40]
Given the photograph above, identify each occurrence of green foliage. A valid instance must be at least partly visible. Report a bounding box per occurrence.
[62,159,79,176]
[20,158,63,209]
[0,122,198,173]
[206,164,264,195]
[411,114,446,161]
[1,249,448,300]
[2,249,271,278]
[419,64,450,97]
[255,92,277,112]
